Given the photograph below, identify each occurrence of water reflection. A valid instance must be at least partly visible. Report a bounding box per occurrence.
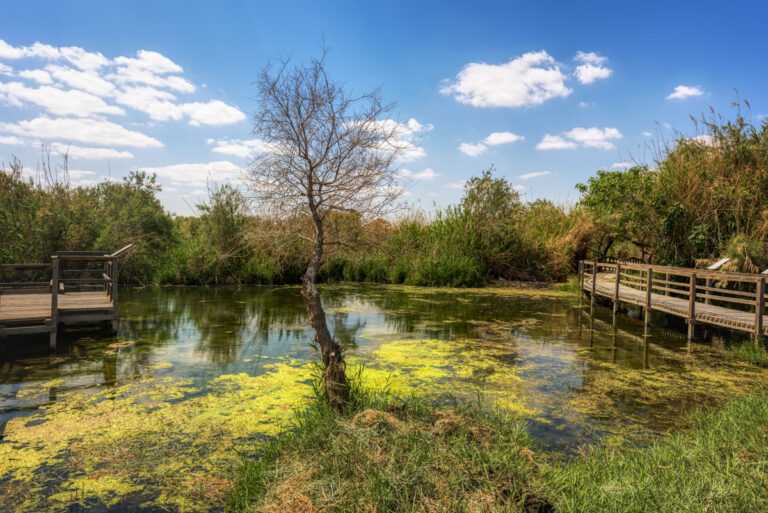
[2,284,765,447]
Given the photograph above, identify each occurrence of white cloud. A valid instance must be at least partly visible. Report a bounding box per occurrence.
[536,134,577,150]
[58,46,109,71]
[445,180,466,190]
[0,117,163,148]
[537,127,622,150]
[0,135,24,145]
[458,142,488,156]
[0,63,11,75]
[114,86,181,121]
[67,169,96,180]
[66,169,98,186]
[518,171,551,180]
[45,65,115,97]
[690,134,714,145]
[106,52,194,94]
[50,142,134,160]
[484,131,524,145]
[0,81,124,117]
[611,161,631,169]
[113,50,183,74]
[400,168,439,180]
[0,40,108,70]
[564,127,622,149]
[0,40,24,59]
[459,131,523,156]
[18,68,52,84]
[209,138,273,158]
[578,101,595,108]
[573,51,612,84]
[641,131,653,137]
[144,160,243,188]
[666,85,704,100]
[371,118,432,161]
[181,100,246,126]
[441,50,571,108]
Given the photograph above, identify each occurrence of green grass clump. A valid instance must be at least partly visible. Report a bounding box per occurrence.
[726,340,768,367]
[547,391,768,512]
[228,384,551,513]
[230,383,768,513]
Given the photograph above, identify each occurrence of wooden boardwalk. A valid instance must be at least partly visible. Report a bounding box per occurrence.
[0,246,132,347]
[580,260,767,343]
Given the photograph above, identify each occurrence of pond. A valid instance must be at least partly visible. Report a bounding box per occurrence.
[2,284,767,512]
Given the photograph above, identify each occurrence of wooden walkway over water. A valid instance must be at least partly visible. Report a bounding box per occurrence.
[0,245,132,348]
[579,259,767,344]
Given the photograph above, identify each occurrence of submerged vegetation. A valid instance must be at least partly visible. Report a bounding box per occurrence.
[3,283,768,512]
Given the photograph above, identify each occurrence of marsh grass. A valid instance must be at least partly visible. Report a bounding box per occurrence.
[546,391,768,512]
[228,376,552,513]
[726,339,768,367]
[230,380,768,513]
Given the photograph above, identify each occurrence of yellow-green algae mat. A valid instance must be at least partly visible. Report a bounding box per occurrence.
[3,328,768,511]
[0,360,316,512]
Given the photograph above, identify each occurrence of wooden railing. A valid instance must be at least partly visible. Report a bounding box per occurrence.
[579,259,767,341]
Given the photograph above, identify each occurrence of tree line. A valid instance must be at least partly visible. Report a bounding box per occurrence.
[2,108,767,286]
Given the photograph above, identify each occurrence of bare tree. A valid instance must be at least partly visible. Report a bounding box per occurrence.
[247,50,406,411]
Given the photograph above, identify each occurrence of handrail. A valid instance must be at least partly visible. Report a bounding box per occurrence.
[583,259,764,282]
[109,244,135,258]
[580,259,767,343]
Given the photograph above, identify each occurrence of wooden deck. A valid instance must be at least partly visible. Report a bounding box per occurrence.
[0,246,132,347]
[580,260,767,343]
[0,291,114,324]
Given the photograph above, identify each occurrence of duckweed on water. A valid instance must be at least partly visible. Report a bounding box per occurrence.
[0,360,316,512]
[3,284,768,512]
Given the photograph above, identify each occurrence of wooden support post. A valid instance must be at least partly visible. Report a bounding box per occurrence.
[644,267,653,333]
[665,273,669,296]
[688,273,696,341]
[50,256,59,349]
[705,278,712,305]
[755,277,765,347]
[578,261,584,307]
[110,256,119,332]
[613,263,621,327]
[590,262,597,314]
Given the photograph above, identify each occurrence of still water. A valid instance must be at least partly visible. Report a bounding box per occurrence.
[1,284,767,512]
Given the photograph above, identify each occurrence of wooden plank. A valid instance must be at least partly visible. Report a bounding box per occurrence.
[0,263,51,270]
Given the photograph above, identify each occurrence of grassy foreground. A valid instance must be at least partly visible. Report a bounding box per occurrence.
[229,384,768,513]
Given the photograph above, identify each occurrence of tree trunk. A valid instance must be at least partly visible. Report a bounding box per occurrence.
[302,217,349,412]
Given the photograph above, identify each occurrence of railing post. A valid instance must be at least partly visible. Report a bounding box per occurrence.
[590,262,597,314]
[50,256,59,349]
[613,263,621,327]
[645,267,653,333]
[705,277,712,305]
[665,273,670,296]
[578,261,584,307]
[110,256,119,332]
[756,277,765,347]
[688,273,697,341]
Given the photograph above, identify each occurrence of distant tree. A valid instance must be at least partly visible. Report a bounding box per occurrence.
[247,49,405,411]
[576,166,660,261]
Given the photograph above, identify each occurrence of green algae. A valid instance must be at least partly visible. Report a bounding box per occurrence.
[0,360,315,513]
[3,283,768,512]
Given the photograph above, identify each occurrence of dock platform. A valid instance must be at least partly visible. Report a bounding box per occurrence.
[0,245,132,347]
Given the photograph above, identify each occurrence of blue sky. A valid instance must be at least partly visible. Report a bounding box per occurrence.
[1,0,767,214]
